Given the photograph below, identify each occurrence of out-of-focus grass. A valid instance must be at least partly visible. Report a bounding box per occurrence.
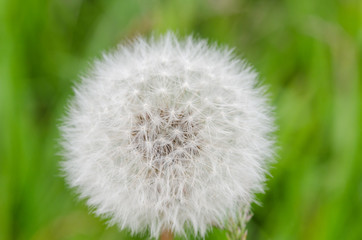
[0,0,361,239]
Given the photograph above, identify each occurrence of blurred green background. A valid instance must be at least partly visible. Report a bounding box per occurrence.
[0,0,361,239]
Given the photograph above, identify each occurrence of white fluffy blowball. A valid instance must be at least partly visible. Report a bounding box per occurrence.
[60,32,275,238]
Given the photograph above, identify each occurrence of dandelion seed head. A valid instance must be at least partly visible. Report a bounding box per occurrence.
[60,32,275,238]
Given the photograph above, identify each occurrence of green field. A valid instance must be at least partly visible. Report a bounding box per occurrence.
[0,0,361,239]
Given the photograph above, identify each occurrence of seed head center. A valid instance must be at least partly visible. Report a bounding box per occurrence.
[131,109,201,168]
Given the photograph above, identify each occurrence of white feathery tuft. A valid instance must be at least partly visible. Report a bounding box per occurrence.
[60,32,275,238]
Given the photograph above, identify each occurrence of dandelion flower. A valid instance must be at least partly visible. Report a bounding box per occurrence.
[60,32,275,238]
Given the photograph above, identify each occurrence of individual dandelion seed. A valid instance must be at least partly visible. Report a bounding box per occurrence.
[60,32,275,239]
[226,204,253,240]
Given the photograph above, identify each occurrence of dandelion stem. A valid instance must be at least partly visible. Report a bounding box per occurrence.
[160,230,173,240]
